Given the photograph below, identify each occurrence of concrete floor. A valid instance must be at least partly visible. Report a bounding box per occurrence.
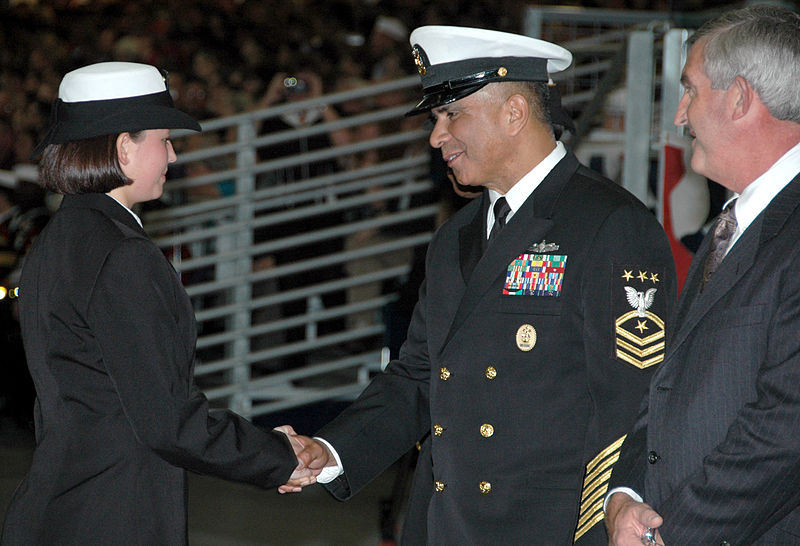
[0,420,406,545]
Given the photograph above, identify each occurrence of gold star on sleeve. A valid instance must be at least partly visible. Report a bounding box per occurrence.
[637,271,648,282]
[650,272,659,283]
[622,270,634,281]
[635,320,649,333]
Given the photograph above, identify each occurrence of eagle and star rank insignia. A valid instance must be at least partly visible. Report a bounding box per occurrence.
[614,265,666,368]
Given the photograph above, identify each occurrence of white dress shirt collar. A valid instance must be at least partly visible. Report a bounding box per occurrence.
[729,140,800,249]
[486,141,567,238]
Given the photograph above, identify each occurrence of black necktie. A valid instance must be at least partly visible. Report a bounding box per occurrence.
[488,197,511,244]
[702,201,737,288]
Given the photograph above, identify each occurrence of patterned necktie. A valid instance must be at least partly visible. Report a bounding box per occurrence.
[702,201,737,288]
[488,197,511,244]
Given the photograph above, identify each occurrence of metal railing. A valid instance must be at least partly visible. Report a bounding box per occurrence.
[145,76,436,417]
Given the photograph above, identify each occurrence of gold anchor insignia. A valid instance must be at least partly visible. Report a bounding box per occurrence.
[412,46,426,75]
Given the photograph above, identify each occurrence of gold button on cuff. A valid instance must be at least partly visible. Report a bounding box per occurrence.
[479,481,492,494]
[480,424,494,437]
[485,366,497,379]
[434,481,446,492]
[433,424,444,436]
[498,67,508,77]
[440,367,451,381]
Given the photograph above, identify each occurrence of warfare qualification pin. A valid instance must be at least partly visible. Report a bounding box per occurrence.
[516,324,537,352]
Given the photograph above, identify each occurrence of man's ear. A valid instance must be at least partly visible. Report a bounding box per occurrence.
[731,76,754,120]
[505,93,529,136]
[116,132,131,165]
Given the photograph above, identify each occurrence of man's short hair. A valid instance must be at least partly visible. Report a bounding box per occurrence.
[38,133,138,195]
[691,4,800,123]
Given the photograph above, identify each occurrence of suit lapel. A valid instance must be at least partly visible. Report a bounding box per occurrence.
[440,152,577,355]
[458,194,488,282]
[662,173,800,369]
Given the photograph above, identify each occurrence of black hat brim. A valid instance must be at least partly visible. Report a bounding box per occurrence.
[33,91,201,157]
[405,83,488,117]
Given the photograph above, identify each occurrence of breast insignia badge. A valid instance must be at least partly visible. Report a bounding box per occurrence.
[614,265,665,369]
[527,239,560,253]
[516,324,537,351]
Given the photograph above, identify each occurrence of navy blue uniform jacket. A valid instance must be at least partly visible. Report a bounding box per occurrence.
[1,193,297,545]
[319,152,677,544]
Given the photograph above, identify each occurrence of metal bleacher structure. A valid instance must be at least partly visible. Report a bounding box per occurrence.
[1,7,718,423]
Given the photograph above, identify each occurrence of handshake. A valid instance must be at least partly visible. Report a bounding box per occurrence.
[273,425,338,494]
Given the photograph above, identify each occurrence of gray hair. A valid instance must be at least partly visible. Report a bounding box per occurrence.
[690,4,800,122]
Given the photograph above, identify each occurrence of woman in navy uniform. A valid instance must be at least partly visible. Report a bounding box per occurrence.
[0,62,311,545]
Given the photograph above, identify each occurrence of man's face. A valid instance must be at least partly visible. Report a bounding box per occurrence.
[427,88,509,192]
[674,41,734,186]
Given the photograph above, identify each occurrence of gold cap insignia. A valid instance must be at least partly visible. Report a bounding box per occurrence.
[412,46,426,75]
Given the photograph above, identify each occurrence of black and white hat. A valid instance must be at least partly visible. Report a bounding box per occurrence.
[407,26,573,125]
[33,62,201,156]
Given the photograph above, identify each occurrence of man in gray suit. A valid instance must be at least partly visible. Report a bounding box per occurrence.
[605,5,800,545]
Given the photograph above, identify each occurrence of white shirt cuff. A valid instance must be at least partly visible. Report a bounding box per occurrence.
[313,437,344,484]
[604,487,644,512]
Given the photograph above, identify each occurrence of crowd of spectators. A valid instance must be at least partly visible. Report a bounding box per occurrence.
[0,0,536,172]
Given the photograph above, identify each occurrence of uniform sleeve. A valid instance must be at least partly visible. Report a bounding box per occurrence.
[318,271,433,500]
[86,238,297,488]
[575,201,677,539]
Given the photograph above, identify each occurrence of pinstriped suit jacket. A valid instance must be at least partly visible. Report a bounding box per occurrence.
[612,173,800,545]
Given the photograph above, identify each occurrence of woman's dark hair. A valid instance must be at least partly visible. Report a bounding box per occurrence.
[38,131,142,194]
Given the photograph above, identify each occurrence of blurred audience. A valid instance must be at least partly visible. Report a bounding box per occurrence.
[0,0,537,172]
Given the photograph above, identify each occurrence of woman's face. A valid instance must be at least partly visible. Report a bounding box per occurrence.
[112,129,177,208]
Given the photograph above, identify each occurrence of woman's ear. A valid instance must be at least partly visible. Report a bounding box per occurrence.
[116,132,131,165]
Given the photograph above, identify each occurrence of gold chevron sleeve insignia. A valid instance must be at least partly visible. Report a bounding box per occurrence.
[615,310,665,369]
[573,434,626,542]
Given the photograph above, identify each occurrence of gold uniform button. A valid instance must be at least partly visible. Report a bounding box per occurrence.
[433,424,444,436]
[479,481,492,494]
[440,367,451,381]
[480,424,494,437]
[485,366,497,380]
[434,481,446,492]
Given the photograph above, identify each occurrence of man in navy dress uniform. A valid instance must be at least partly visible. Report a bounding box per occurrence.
[294,26,677,544]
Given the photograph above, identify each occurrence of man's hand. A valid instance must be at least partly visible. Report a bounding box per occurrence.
[605,492,664,545]
[273,425,323,493]
[273,425,336,494]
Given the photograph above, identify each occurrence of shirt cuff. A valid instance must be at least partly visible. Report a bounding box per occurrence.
[313,436,344,484]
[604,487,644,512]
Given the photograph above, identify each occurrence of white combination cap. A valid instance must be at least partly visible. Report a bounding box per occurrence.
[34,62,200,156]
[407,25,572,117]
